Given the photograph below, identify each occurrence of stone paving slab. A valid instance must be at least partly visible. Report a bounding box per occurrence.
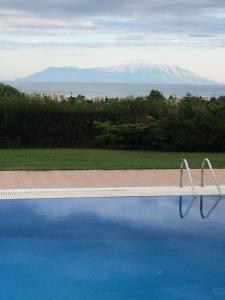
[0,169,224,189]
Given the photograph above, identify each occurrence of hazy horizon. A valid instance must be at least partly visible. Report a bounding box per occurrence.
[0,0,225,83]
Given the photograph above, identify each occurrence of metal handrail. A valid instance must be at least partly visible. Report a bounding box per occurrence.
[200,195,222,219]
[201,158,222,197]
[179,195,196,218]
[180,159,197,198]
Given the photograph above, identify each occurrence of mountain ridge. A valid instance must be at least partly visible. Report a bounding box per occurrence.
[16,64,217,85]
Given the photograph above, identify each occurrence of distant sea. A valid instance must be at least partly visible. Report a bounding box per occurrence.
[8,81,225,98]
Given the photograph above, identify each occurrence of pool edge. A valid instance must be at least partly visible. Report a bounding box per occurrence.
[0,185,224,200]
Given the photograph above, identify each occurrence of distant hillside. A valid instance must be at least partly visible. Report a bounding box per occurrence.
[17,64,216,85]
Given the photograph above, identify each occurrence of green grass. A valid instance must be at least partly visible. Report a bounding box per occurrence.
[0,149,225,170]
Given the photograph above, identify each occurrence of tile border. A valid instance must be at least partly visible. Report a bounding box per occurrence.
[0,185,224,200]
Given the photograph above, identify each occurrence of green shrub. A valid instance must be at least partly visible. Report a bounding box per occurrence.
[0,85,225,151]
[94,117,167,150]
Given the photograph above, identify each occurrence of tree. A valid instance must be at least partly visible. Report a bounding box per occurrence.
[148,90,165,101]
[0,83,21,97]
[68,94,86,103]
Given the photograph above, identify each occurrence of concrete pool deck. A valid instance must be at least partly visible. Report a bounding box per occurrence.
[0,169,224,189]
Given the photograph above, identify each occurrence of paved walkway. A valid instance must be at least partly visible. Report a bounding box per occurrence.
[0,169,224,189]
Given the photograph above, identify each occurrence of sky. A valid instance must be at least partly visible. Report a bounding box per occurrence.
[0,0,225,82]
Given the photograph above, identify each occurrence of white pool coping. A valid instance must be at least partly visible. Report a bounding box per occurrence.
[0,185,224,200]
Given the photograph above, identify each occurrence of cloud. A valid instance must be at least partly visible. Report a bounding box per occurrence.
[1,35,224,50]
[0,0,224,48]
[0,0,224,17]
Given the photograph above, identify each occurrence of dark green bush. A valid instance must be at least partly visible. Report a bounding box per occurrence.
[94,117,167,150]
[0,86,225,151]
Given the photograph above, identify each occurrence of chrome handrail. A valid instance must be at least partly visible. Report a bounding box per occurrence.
[201,158,222,197]
[180,159,197,198]
[179,195,196,218]
[200,195,222,219]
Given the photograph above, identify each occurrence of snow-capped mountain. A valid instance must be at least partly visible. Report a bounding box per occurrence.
[17,64,216,84]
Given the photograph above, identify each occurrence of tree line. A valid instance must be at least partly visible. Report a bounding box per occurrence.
[0,83,225,151]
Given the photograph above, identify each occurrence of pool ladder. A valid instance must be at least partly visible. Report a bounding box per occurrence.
[179,158,223,218]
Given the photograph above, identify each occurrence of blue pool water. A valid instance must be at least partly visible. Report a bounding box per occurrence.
[0,196,225,299]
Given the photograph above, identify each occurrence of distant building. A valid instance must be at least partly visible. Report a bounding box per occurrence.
[90,96,105,102]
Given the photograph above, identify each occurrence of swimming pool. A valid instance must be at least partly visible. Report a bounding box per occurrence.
[0,195,224,299]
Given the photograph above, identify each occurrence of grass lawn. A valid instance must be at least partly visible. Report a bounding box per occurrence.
[0,149,224,170]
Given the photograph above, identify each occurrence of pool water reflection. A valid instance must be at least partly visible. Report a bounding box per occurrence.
[0,196,224,299]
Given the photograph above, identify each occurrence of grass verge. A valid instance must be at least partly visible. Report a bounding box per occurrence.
[0,149,224,170]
